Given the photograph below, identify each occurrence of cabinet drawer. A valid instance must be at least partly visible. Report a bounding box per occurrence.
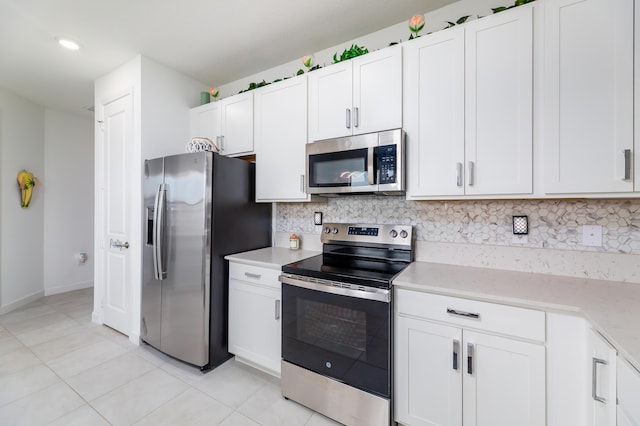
[396,289,545,342]
[229,262,281,289]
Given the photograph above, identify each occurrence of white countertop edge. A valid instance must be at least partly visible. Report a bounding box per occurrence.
[392,282,582,314]
[225,247,320,270]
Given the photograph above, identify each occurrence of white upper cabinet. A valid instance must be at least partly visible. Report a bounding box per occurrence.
[543,0,634,194]
[405,5,533,199]
[254,75,312,202]
[189,92,254,157]
[190,101,222,145]
[308,44,402,142]
[464,6,533,196]
[404,26,466,198]
[219,92,254,156]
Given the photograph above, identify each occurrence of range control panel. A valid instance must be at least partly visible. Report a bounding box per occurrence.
[321,223,412,247]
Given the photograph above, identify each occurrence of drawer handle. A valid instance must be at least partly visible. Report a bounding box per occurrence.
[453,339,460,371]
[244,272,261,279]
[592,357,608,403]
[447,308,480,320]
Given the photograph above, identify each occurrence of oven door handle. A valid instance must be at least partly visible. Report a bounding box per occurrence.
[279,275,391,303]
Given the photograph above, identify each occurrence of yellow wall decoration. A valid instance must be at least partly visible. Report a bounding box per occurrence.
[17,170,39,208]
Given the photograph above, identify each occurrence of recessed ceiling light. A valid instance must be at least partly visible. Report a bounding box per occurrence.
[57,38,80,51]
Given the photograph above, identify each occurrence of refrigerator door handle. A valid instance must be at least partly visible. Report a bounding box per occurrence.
[152,184,161,280]
[154,184,167,280]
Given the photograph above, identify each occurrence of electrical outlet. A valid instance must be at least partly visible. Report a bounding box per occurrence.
[314,212,323,225]
[582,225,602,247]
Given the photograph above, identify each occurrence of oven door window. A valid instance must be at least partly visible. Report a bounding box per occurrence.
[308,148,370,188]
[282,283,390,398]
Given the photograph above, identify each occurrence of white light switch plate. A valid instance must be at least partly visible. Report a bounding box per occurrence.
[582,225,602,247]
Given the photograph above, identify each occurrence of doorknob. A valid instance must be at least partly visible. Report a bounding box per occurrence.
[110,239,130,250]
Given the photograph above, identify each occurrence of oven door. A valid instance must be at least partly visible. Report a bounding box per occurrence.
[280,275,391,398]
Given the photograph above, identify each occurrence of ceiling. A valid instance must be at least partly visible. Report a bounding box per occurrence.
[0,0,458,117]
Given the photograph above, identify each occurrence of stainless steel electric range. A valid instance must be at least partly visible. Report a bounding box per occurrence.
[279,223,413,426]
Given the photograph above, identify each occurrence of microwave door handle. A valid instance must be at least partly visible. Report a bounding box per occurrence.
[368,148,375,185]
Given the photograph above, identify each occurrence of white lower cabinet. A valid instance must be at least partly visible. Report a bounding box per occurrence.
[586,328,617,426]
[395,289,545,426]
[617,356,640,425]
[228,262,281,375]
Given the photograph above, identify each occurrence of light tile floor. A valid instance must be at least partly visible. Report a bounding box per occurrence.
[0,289,341,425]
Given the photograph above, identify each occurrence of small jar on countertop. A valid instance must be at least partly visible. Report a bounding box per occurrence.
[289,233,300,250]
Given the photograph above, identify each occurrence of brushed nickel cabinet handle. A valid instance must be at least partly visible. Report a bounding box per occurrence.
[623,149,632,181]
[592,357,608,403]
[346,108,351,129]
[244,272,261,279]
[447,308,480,320]
[453,339,460,371]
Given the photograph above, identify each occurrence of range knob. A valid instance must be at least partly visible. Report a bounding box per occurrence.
[332,227,339,234]
[400,230,409,239]
[389,230,398,238]
[324,227,331,234]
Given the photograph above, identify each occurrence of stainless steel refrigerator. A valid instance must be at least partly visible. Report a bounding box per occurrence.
[141,151,271,369]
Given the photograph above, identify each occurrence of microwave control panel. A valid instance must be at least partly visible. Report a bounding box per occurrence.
[375,145,397,184]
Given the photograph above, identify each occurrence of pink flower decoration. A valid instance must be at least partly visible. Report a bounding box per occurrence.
[209,87,219,98]
[302,55,313,68]
[409,14,425,36]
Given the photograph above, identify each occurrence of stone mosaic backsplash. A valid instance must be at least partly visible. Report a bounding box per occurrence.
[276,197,640,255]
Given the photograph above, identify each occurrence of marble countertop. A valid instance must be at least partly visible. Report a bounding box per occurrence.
[225,247,320,270]
[394,261,640,372]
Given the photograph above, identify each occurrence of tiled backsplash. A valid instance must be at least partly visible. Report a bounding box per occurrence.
[276,197,640,255]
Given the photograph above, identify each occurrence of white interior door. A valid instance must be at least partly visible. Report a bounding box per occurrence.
[99,94,133,335]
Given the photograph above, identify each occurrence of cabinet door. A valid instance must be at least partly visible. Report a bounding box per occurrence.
[617,356,640,426]
[190,102,222,143]
[353,44,402,135]
[544,0,633,194]
[308,61,352,141]
[220,92,254,156]
[395,316,462,426]
[404,27,465,199]
[465,5,533,196]
[228,278,281,374]
[586,328,617,426]
[462,330,545,426]
[254,76,310,202]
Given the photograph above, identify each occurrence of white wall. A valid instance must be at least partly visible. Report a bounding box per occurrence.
[93,55,207,340]
[217,0,497,96]
[43,110,94,295]
[141,56,209,159]
[0,87,45,313]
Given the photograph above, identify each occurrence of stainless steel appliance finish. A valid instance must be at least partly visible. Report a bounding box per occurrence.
[279,223,413,425]
[305,129,405,195]
[281,360,390,426]
[141,152,271,369]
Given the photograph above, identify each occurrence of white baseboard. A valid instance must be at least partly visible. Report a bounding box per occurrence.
[128,332,141,346]
[92,310,103,325]
[0,290,45,315]
[44,280,93,296]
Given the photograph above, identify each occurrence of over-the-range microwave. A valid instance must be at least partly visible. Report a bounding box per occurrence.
[305,128,405,196]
